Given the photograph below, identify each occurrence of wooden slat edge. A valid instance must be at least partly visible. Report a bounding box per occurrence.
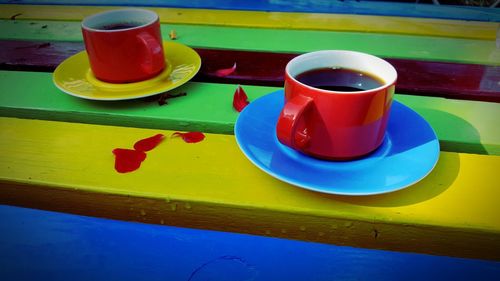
[1,117,499,260]
[2,181,499,261]
[3,204,500,279]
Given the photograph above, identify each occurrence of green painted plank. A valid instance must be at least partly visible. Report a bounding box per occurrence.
[0,20,498,65]
[0,70,498,155]
[0,70,276,133]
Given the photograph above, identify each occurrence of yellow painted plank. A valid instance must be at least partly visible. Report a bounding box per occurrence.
[1,117,499,259]
[0,4,496,40]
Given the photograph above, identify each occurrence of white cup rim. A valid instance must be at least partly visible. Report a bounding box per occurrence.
[81,8,159,33]
[286,50,398,94]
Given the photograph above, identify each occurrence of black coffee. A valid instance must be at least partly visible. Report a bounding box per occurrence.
[295,67,384,92]
[98,23,138,30]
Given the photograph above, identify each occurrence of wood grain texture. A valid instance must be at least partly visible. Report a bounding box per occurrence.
[0,19,498,66]
[0,4,497,40]
[0,0,498,21]
[2,204,500,280]
[1,117,499,260]
[1,40,498,102]
[0,71,498,155]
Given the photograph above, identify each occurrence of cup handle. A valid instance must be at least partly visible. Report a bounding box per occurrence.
[136,32,163,73]
[276,95,314,150]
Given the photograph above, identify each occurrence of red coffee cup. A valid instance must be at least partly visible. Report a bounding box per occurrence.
[82,9,165,83]
[276,50,397,160]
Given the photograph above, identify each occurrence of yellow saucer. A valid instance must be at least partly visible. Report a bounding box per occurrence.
[53,41,201,101]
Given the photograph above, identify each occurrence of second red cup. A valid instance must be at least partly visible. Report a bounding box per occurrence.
[82,9,165,83]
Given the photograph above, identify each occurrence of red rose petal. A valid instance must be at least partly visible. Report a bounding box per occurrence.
[233,85,249,112]
[172,131,205,143]
[215,62,237,77]
[133,134,165,152]
[112,148,147,173]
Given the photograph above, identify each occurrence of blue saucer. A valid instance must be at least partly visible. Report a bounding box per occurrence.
[234,90,440,196]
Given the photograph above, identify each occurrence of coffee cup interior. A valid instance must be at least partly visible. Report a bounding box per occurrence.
[82,9,158,31]
[286,50,397,92]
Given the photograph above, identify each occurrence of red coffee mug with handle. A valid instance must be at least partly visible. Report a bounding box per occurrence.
[276,50,397,160]
[82,9,165,83]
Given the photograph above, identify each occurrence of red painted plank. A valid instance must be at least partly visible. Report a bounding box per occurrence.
[0,40,498,102]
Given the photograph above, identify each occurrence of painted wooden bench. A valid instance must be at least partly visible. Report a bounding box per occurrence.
[0,2,499,278]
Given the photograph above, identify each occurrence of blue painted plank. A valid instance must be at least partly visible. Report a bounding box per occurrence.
[1,0,499,21]
[0,204,499,281]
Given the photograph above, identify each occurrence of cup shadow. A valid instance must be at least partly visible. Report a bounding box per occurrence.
[310,109,484,207]
[330,152,460,207]
[415,108,489,155]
